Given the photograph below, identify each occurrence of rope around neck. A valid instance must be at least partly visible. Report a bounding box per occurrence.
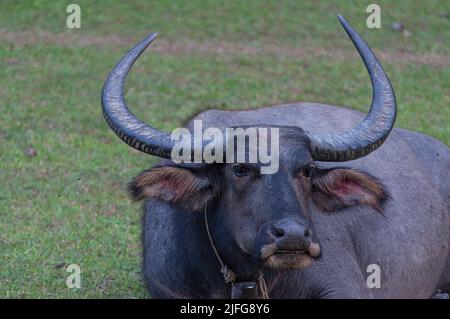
[257,271,270,299]
[203,204,269,299]
[204,204,237,284]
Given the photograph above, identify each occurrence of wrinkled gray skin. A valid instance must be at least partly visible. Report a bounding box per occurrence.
[143,103,450,299]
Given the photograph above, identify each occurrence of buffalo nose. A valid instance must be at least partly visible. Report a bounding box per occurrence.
[271,219,312,242]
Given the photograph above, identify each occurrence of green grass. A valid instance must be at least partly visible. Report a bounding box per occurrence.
[0,0,449,298]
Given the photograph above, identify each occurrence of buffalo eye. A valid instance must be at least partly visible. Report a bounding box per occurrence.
[303,164,316,178]
[232,164,249,177]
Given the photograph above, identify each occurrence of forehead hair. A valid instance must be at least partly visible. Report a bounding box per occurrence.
[223,125,312,167]
[161,125,312,170]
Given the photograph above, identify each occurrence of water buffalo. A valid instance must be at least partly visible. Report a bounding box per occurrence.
[101,16,450,298]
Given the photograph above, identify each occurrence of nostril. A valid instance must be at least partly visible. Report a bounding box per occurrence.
[304,229,311,238]
[273,228,285,238]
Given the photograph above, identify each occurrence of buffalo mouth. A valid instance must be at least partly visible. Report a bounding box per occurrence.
[274,250,307,255]
[260,243,321,270]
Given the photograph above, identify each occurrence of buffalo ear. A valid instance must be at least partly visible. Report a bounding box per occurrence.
[128,166,216,211]
[311,168,388,213]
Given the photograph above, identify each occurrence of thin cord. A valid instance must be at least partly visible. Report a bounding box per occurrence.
[204,203,237,284]
[257,271,270,299]
[204,203,269,298]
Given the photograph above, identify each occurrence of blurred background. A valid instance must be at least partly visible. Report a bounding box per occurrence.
[0,0,448,297]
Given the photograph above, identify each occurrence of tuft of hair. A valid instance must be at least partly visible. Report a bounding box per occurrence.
[265,255,313,270]
[128,165,215,211]
[311,168,389,213]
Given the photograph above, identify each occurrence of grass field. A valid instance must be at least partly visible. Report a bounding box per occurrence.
[0,1,449,298]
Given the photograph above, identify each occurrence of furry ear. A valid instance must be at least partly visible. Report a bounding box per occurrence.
[128,166,216,211]
[311,168,388,213]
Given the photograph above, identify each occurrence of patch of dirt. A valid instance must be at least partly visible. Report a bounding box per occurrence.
[24,147,37,157]
[102,204,119,217]
[54,262,68,269]
[1,30,449,67]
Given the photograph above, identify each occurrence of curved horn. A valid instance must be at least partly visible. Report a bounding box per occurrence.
[102,33,178,158]
[309,15,397,161]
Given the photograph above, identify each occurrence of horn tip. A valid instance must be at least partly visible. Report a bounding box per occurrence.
[138,32,158,50]
[147,32,158,41]
[337,14,348,26]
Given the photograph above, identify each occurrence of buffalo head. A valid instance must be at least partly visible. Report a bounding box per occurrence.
[102,16,393,276]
